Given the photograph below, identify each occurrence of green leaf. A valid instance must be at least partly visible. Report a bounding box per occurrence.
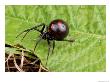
[5,5,106,72]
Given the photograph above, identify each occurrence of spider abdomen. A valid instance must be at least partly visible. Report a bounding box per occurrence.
[48,19,69,40]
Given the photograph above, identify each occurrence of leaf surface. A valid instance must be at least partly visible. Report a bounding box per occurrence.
[5,5,106,72]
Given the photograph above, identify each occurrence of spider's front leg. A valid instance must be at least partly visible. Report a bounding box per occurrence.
[16,23,45,40]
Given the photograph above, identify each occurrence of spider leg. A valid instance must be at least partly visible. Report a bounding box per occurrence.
[40,24,46,33]
[52,40,55,54]
[46,26,49,31]
[33,25,47,51]
[34,36,43,52]
[16,23,45,39]
[33,31,47,52]
[46,39,51,66]
[16,29,30,38]
[21,30,30,41]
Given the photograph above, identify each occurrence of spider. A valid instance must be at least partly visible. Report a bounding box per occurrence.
[16,19,74,65]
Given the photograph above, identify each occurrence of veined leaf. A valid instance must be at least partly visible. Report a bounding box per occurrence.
[5,5,106,72]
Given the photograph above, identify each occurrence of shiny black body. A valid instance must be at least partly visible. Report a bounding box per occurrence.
[48,19,69,40]
[16,19,74,65]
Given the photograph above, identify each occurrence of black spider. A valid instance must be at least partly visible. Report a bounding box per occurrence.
[16,19,74,65]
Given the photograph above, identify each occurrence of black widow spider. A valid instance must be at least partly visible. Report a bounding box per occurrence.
[16,19,74,65]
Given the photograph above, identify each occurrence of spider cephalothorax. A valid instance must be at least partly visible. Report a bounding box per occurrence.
[16,19,74,65]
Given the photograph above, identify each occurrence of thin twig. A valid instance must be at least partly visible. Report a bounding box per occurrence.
[5,53,13,63]
[13,55,24,72]
[38,63,42,72]
[39,63,48,72]
[5,53,13,71]
[30,58,39,65]
[20,50,24,69]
